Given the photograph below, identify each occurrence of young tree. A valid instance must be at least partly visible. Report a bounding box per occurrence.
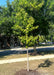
[12,0,50,71]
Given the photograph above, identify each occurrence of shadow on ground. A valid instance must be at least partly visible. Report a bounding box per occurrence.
[29,47,54,56]
[0,50,26,58]
[38,59,54,68]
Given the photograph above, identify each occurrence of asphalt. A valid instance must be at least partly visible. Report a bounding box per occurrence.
[0,46,54,57]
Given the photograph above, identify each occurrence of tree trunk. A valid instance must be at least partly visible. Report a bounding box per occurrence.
[27,48,29,71]
[33,43,37,55]
[10,37,14,48]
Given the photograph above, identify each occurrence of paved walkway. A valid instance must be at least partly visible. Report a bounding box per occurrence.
[0,54,54,64]
[10,45,54,50]
[1,45,54,51]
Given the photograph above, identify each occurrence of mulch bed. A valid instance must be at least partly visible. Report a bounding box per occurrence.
[15,69,41,75]
[29,52,38,56]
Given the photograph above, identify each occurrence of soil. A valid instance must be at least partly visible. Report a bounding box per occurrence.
[15,69,40,75]
[29,52,38,56]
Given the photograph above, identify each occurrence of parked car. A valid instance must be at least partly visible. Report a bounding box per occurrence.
[46,42,53,44]
[39,42,46,45]
[41,42,46,45]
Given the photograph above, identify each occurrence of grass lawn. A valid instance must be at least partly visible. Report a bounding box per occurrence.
[0,53,40,60]
[0,50,43,60]
[0,51,54,60]
[0,54,27,60]
[0,58,54,75]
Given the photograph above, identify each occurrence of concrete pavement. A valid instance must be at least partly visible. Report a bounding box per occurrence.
[0,54,54,64]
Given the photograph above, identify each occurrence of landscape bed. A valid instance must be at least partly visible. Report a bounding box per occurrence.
[0,58,54,75]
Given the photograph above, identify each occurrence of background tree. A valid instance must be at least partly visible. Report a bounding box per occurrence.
[0,0,14,36]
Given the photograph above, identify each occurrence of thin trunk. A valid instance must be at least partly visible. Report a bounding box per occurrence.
[10,37,14,48]
[26,29,29,71]
[27,48,29,71]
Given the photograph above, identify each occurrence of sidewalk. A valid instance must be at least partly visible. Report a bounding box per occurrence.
[1,45,54,51]
[0,54,54,64]
[10,45,54,50]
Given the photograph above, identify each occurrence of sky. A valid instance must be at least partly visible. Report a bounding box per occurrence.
[0,0,14,6]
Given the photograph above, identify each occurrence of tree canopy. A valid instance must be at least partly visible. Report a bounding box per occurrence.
[0,0,54,46]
